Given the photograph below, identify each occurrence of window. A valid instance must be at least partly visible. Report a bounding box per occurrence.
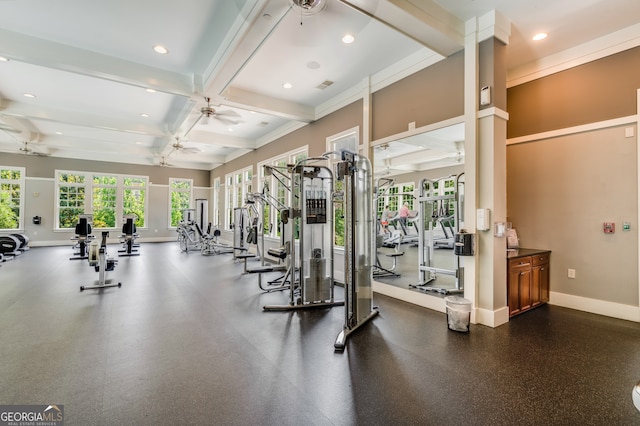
[212,177,220,227]
[169,178,193,227]
[326,128,359,246]
[257,147,307,238]
[0,166,25,230]
[56,170,147,229]
[376,183,414,219]
[123,177,146,227]
[57,172,87,229]
[224,167,253,230]
[92,175,117,228]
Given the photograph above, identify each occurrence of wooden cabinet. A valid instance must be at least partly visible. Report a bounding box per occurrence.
[507,250,550,317]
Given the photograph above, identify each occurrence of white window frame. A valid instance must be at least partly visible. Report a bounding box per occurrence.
[0,166,26,231]
[224,166,253,231]
[377,181,415,218]
[55,170,148,230]
[212,177,221,228]
[257,146,308,239]
[169,177,193,229]
[326,127,360,247]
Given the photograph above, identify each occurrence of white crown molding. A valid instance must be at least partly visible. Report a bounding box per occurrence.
[508,22,640,88]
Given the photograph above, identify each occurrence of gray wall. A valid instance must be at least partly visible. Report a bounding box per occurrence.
[3,152,210,245]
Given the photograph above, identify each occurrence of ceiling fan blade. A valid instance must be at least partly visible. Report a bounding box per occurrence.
[214,116,242,126]
[214,109,241,118]
[182,147,201,154]
[0,125,21,134]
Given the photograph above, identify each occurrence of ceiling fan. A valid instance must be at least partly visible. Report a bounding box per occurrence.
[179,97,242,140]
[19,141,49,156]
[158,156,174,167]
[170,137,200,155]
[291,0,327,15]
[196,97,242,127]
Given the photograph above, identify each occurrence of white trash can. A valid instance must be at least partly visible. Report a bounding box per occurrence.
[444,296,472,332]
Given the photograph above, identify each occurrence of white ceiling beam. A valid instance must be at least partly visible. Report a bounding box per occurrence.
[201,0,320,122]
[338,0,464,57]
[200,0,274,90]
[204,0,290,101]
[0,28,195,97]
[167,151,226,165]
[385,149,459,168]
[185,130,256,150]
[222,86,315,122]
[38,134,151,154]
[0,101,168,138]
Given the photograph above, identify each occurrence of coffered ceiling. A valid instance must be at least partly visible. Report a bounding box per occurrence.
[0,0,638,170]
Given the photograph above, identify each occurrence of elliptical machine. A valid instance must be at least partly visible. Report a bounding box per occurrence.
[80,231,121,291]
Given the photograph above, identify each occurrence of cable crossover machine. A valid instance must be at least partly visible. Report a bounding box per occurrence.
[333,151,379,351]
[262,157,344,312]
[412,173,465,295]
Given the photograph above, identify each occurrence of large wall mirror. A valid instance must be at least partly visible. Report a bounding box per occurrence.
[372,121,465,299]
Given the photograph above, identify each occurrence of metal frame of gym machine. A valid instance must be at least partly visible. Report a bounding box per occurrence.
[80,231,121,291]
[263,157,344,312]
[373,177,404,278]
[412,173,465,295]
[333,151,379,351]
[245,178,292,292]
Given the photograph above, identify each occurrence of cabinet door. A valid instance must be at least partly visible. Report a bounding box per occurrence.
[532,253,550,304]
[531,265,542,307]
[519,269,532,312]
[508,257,532,316]
[538,263,549,303]
[508,267,522,316]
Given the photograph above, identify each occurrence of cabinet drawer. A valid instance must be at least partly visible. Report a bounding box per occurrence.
[532,253,550,266]
[509,256,532,270]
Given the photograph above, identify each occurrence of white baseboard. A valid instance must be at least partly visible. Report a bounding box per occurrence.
[29,237,177,247]
[373,281,446,313]
[373,281,516,328]
[475,306,509,328]
[550,291,640,323]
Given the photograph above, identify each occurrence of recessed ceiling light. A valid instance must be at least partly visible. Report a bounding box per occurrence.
[0,56,9,62]
[55,131,63,135]
[135,141,142,145]
[23,93,36,98]
[145,88,156,93]
[532,33,548,41]
[342,34,355,44]
[140,113,149,118]
[227,128,234,132]
[153,45,169,54]
[282,82,293,89]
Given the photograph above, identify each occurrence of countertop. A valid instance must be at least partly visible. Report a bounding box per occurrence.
[506,248,551,259]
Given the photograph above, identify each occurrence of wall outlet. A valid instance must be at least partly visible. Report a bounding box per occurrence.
[568,269,576,279]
